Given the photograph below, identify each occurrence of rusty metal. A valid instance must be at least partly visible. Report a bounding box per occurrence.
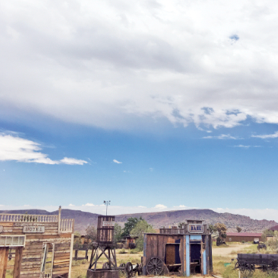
[125,262,134,277]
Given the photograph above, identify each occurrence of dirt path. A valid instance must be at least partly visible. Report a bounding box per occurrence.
[212,243,251,257]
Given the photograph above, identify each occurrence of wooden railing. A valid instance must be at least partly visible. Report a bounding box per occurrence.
[0,210,74,233]
[60,219,74,233]
[0,214,58,223]
[160,228,186,234]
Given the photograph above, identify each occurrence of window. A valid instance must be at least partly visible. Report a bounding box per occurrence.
[0,236,25,247]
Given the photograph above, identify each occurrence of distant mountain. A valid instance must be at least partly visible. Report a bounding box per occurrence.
[1,208,276,234]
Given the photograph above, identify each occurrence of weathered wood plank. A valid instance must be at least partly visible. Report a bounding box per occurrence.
[13,247,23,278]
[0,247,9,278]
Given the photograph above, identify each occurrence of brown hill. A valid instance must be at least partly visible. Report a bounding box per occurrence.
[0,208,276,235]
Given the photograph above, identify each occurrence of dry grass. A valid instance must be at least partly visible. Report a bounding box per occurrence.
[213,243,278,278]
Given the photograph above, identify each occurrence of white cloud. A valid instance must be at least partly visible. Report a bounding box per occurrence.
[155,204,167,209]
[0,133,87,165]
[113,159,122,164]
[82,203,94,207]
[60,157,87,165]
[2,1,278,131]
[234,145,261,148]
[203,134,238,140]
[234,145,250,148]
[252,131,278,139]
[68,204,75,207]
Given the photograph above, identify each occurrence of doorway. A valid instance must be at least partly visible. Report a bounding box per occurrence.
[190,244,201,273]
[0,247,23,278]
[41,243,55,278]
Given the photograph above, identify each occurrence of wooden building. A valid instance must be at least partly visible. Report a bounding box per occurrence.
[226,233,262,243]
[143,220,212,277]
[123,236,138,249]
[0,207,74,278]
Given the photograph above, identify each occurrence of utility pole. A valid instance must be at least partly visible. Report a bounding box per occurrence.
[103,200,111,215]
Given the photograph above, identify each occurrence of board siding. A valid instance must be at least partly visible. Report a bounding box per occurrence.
[0,220,73,278]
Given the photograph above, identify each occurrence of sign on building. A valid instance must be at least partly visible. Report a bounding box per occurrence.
[102,221,115,227]
[188,224,204,233]
[23,226,45,233]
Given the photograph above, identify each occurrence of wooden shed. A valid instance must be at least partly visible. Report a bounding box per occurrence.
[0,207,74,278]
[143,220,212,277]
[123,236,138,249]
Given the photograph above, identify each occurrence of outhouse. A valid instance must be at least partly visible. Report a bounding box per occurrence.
[143,220,213,276]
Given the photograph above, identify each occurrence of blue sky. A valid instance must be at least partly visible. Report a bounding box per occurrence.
[1,0,278,221]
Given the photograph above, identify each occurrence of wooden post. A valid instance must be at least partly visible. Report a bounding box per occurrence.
[68,233,74,278]
[0,247,9,278]
[13,247,23,278]
[58,206,61,234]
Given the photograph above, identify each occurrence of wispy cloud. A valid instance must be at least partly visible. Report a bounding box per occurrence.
[0,133,87,165]
[113,159,122,164]
[252,131,278,139]
[234,145,261,148]
[203,134,238,140]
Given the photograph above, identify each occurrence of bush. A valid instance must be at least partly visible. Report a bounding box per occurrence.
[119,249,127,254]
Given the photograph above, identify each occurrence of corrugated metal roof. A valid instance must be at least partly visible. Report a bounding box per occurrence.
[226,233,262,237]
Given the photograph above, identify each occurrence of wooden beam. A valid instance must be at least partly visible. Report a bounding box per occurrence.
[0,247,9,278]
[13,247,23,278]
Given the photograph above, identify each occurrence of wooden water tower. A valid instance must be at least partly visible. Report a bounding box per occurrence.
[87,216,119,278]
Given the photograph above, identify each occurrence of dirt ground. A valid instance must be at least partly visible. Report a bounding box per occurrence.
[212,243,251,257]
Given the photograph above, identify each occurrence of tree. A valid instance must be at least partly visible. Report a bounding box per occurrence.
[178,222,186,229]
[209,224,217,234]
[85,224,97,243]
[74,231,82,248]
[121,217,143,238]
[214,223,227,245]
[262,229,274,242]
[130,219,156,251]
[114,223,122,243]
[236,226,242,233]
[267,231,278,251]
